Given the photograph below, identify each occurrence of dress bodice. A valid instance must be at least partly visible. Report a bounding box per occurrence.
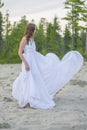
[24,39,36,54]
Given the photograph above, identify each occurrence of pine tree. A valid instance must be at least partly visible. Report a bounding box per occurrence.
[35,18,47,54]
[53,16,62,56]
[63,25,72,53]
[1,15,28,63]
[0,0,4,51]
[63,0,87,50]
[46,22,54,52]
[46,17,61,56]
[80,30,86,53]
[82,8,87,59]
[8,16,28,63]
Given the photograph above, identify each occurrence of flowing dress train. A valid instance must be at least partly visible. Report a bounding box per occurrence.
[12,39,83,109]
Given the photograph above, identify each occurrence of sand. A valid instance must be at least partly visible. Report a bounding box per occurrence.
[0,63,87,130]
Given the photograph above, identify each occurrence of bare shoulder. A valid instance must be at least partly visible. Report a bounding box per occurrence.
[20,36,27,45]
[21,36,27,43]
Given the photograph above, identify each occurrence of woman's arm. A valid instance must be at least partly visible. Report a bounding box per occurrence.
[18,37,30,71]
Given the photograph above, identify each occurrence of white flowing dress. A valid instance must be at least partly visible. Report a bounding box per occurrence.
[12,39,83,109]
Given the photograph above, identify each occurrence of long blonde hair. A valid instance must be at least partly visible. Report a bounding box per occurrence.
[24,23,36,44]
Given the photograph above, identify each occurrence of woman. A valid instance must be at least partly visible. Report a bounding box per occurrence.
[12,23,83,109]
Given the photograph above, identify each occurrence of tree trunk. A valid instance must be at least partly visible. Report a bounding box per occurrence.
[85,30,87,61]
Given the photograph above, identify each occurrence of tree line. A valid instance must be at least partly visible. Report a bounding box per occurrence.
[0,0,87,63]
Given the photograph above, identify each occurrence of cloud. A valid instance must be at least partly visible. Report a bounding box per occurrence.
[1,0,65,15]
[1,0,66,27]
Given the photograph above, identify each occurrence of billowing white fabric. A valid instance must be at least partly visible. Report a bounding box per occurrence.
[12,39,83,109]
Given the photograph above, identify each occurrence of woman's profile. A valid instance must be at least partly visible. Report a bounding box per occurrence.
[12,23,83,109]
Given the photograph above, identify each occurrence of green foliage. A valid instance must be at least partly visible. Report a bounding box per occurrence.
[46,17,62,57]
[35,18,47,54]
[0,123,10,129]
[0,11,3,50]
[0,0,4,51]
[63,25,72,53]
[0,15,28,63]
[0,0,4,8]
[63,0,87,50]
[0,4,87,63]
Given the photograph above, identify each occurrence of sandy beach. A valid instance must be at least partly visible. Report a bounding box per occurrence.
[0,63,87,130]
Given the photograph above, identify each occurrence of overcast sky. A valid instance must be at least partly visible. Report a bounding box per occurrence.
[1,0,67,27]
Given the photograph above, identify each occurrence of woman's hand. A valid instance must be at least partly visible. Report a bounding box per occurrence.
[25,63,30,71]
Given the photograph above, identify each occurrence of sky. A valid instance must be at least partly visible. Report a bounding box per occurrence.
[1,0,67,28]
